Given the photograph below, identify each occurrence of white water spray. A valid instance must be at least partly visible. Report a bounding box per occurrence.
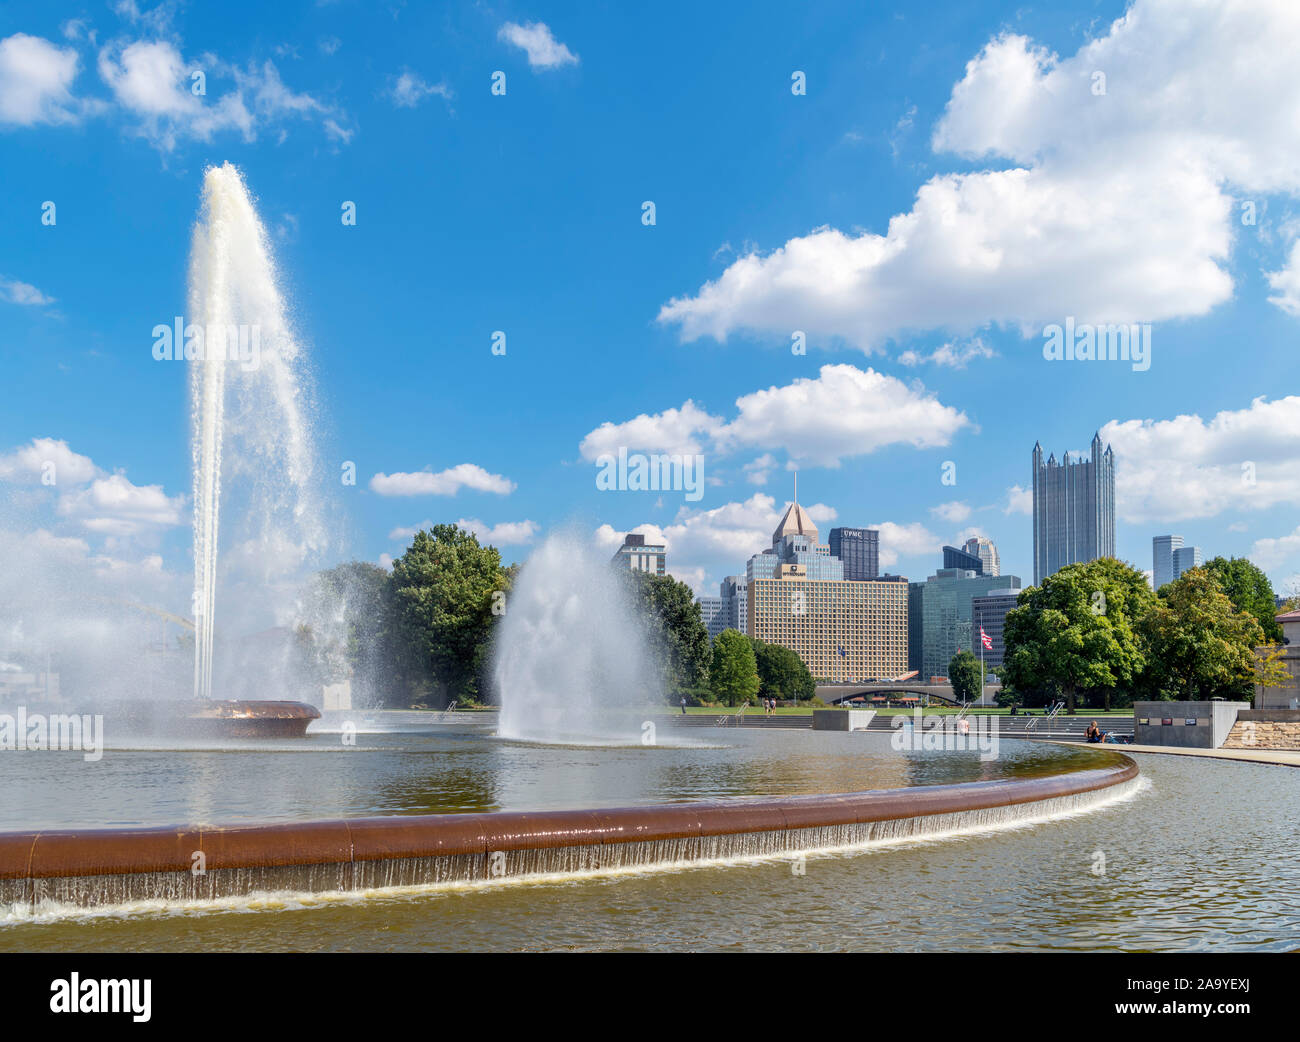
[495,533,661,744]
[187,163,326,700]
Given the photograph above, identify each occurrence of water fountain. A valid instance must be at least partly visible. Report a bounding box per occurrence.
[495,532,659,744]
[134,162,326,737]
[0,172,1150,924]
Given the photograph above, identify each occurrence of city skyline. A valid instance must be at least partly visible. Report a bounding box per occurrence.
[3,0,1300,621]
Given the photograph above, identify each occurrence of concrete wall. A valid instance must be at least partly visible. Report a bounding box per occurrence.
[812,709,876,731]
[322,680,352,711]
[1132,701,1247,748]
[1255,646,1299,708]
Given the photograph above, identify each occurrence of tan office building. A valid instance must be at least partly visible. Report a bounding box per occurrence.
[1256,609,1300,709]
[748,562,909,682]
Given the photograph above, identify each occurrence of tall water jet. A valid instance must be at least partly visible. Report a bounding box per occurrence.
[495,533,661,744]
[187,162,327,703]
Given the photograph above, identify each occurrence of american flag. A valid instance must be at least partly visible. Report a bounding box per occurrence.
[979,627,993,651]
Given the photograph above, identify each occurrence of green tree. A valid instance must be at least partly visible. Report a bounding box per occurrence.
[620,571,711,698]
[710,628,760,706]
[948,649,986,705]
[1002,558,1155,713]
[389,525,509,706]
[1203,556,1283,643]
[1139,567,1282,701]
[750,638,816,702]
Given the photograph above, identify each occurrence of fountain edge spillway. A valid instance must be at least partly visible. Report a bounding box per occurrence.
[0,753,1138,910]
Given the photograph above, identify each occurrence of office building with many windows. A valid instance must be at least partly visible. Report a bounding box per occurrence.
[828,527,880,580]
[698,596,725,640]
[971,588,1021,673]
[719,574,748,634]
[749,568,909,682]
[1152,534,1184,591]
[746,500,843,584]
[610,532,666,575]
[908,566,1022,680]
[962,536,1000,577]
[943,544,984,574]
[1032,433,1116,584]
[1172,544,1204,580]
[746,496,906,681]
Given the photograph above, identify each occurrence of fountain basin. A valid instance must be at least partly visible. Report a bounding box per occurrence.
[0,752,1137,910]
[97,700,320,739]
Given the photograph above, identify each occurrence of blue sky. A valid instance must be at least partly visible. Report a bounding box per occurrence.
[3,0,1299,616]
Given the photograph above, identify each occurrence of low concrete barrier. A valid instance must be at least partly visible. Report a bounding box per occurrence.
[1133,701,1247,748]
[0,753,1137,910]
[812,709,876,731]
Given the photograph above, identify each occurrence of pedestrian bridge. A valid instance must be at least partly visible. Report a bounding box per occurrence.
[815,681,1002,706]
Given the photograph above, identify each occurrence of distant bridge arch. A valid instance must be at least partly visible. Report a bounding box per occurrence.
[815,681,1001,707]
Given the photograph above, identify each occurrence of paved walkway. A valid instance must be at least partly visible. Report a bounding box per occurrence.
[1056,741,1300,768]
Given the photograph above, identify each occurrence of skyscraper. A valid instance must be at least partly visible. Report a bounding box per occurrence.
[1152,535,1184,591]
[1032,433,1116,585]
[828,527,880,580]
[908,565,1021,679]
[746,492,843,583]
[747,487,907,681]
[1172,545,1203,580]
[610,532,666,575]
[698,595,724,639]
[962,536,1000,577]
[719,575,748,634]
[971,588,1020,672]
[942,544,984,574]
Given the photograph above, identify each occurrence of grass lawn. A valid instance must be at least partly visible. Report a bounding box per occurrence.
[661,705,1133,717]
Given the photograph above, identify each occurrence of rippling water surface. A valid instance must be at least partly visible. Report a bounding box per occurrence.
[1,719,1294,952]
[0,719,1099,828]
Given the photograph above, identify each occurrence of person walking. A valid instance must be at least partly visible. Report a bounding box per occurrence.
[680,697,687,715]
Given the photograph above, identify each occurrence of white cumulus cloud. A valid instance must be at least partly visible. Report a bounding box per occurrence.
[1102,395,1300,522]
[369,463,515,497]
[0,33,92,126]
[498,21,578,69]
[930,501,972,524]
[579,400,722,461]
[0,438,98,485]
[580,365,970,473]
[657,0,1300,349]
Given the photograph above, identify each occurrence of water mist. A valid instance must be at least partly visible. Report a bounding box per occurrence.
[495,533,662,744]
[188,163,325,700]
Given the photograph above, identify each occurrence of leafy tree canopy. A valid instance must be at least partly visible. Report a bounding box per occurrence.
[390,525,508,705]
[710,628,760,706]
[948,649,986,705]
[1002,558,1155,712]
[750,638,816,701]
[620,570,711,698]
[1203,556,1283,643]
[1139,567,1284,701]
